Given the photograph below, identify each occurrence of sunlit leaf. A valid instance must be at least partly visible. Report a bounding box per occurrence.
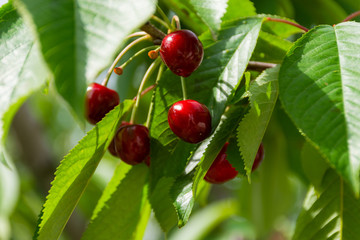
[279,23,360,194]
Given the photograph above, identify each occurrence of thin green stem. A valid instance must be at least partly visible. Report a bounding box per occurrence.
[130,58,162,124]
[151,15,172,30]
[120,46,157,69]
[126,31,147,39]
[180,76,187,100]
[145,63,165,127]
[156,5,172,28]
[102,35,151,86]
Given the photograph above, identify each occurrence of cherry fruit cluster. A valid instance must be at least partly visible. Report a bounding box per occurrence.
[84,13,265,182]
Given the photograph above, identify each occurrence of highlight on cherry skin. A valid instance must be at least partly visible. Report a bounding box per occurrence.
[85,83,120,125]
[204,142,238,184]
[168,99,211,144]
[113,123,150,165]
[160,29,204,77]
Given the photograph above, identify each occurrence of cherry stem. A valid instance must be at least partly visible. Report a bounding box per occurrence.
[126,31,147,39]
[130,58,162,124]
[156,5,172,28]
[151,15,172,30]
[266,17,309,32]
[120,45,157,69]
[171,15,181,30]
[102,35,151,86]
[133,84,157,101]
[145,63,165,127]
[247,61,276,72]
[140,22,166,44]
[342,11,360,22]
[180,76,187,100]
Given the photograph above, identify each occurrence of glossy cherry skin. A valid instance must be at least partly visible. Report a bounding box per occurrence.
[114,124,150,165]
[252,143,264,172]
[160,30,204,77]
[204,142,238,184]
[108,122,130,157]
[168,100,211,143]
[85,83,120,125]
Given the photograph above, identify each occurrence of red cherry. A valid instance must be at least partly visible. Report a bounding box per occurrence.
[252,143,264,172]
[108,122,130,157]
[85,83,120,124]
[114,124,150,165]
[168,100,211,143]
[160,30,203,77]
[204,142,238,184]
[108,139,118,157]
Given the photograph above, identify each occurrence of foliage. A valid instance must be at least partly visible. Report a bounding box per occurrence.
[1,0,360,239]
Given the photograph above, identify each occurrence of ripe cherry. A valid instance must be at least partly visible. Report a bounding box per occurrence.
[108,122,130,157]
[160,30,203,77]
[168,99,211,143]
[204,142,238,184]
[252,143,264,172]
[114,124,150,165]
[85,83,120,125]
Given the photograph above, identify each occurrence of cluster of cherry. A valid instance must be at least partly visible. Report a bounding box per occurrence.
[84,22,264,184]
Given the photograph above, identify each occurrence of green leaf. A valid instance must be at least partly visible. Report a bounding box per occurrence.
[34,100,133,240]
[82,164,149,240]
[222,0,256,22]
[226,137,246,176]
[148,177,178,231]
[297,143,360,239]
[294,169,360,240]
[89,163,132,220]
[189,0,228,35]
[237,66,279,176]
[279,23,360,195]
[161,0,208,35]
[14,0,156,120]
[251,31,292,63]
[169,199,238,240]
[0,2,48,165]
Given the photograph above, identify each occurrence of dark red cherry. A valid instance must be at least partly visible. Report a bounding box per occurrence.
[160,30,203,77]
[204,142,238,184]
[168,99,211,143]
[85,83,120,124]
[252,143,264,172]
[114,124,150,165]
[108,122,130,157]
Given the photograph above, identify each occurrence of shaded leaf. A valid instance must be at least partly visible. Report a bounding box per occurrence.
[294,169,360,240]
[34,100,133,240]
[237,66,279,176]
[279,23,360,194]
[15,0,156,120]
